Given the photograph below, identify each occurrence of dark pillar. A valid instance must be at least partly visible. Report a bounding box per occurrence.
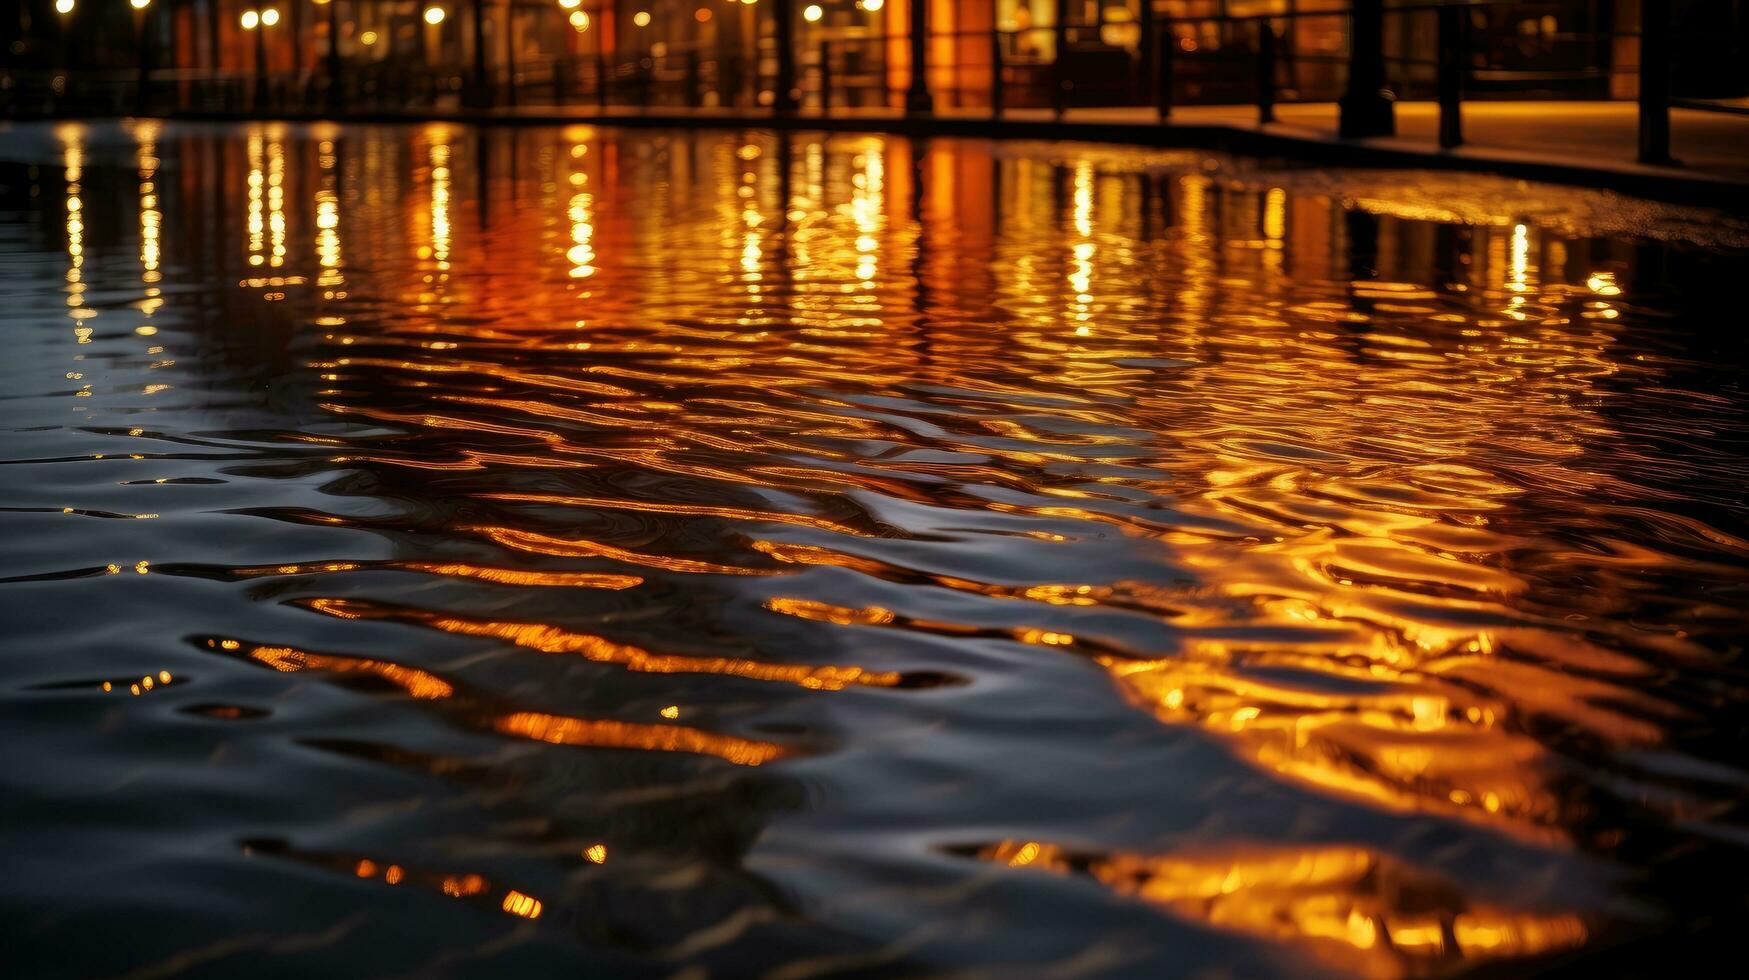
[1338,0,1393,137]
[989,24,1003,118]
[502,0,516,106]
[253,23,269,111]
[1436,2,1462,148]
[1256,16,1276,124]
[470,0,489,105]
[906,0,932,113]
[1137,0,1154,107]
[327,0,344,109]
[136,7,153,115]
[1154,15,1174,119]
[291,0,304,89]
[1051,0,1067,115]
[774,0,798,113]
[1638,0,1672,164]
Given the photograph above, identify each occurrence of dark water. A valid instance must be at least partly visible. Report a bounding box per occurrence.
[3,120,1749,979]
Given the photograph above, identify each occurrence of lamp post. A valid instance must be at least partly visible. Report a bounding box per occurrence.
[774,0,797,113]
[130,0,153,114]
[316,0,343,109]
[471,0,490,106]
[1338,0,1393,137]
[54,0,75,77]
[906,0,931,114]
[241,8,280,113]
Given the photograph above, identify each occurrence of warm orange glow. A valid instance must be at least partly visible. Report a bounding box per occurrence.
[981,840,1587,975]
[496,712,788,766]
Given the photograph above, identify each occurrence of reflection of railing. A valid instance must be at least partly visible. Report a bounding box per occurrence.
[2,0,1736,164]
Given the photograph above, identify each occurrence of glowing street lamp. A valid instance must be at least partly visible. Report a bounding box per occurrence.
[240,9,279,110]
[130,0,153,114]
[54,0,73,13]
[860,0,883,9]
[568,10,590,32]
[423,5,446,25]
[632,10,650,27]
[803,3,822,21]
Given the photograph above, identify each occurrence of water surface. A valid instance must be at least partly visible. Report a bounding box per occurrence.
[3,121,1749,978]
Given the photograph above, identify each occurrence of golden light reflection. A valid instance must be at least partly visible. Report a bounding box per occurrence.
[208,637,787,766]
[496,711,787,765]
[135,123,162,305]
[302,597,904,691]
[980,840,1586,977]
[566,140,595,279]
[244,129,288,276]
[60,126,87,337]
[110,132,1745,972]
[428,134,451,271]
[316,138,345,299]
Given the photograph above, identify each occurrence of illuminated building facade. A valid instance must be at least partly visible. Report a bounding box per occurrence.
[1,0,1746,110]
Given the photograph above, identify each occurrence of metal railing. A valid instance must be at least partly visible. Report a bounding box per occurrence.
[2,0,1737,164]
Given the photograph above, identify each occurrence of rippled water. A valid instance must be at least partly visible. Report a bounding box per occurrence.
[4,120,1749,978]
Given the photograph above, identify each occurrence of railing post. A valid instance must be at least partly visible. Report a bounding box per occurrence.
[253,24,268,113]
[1437,2,1463,148]
[135,8,152,116]
[1052,0,1068,117]
[502,0,517,107]
[817,39,830,111]
[327,0,344,110]
[775,0,798,113]
[596,15,610,109]
[1138,0,1154,107]
[1256,16,1276,124]
[906,0,932,113]
[990,28,1003,120]
[471,0,490,106]
[1155,18,1174,120]
[1339,0,1393,137]
[1638,0,1672,164]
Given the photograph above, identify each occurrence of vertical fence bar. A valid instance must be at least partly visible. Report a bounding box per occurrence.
[1052,0,1069,117]
[776,0,798,113]
[990,27,1003,120]
[906,0,932,113]
[818,39,830,112]
[1256,16,1276,124]
[471,0,489,106]
[327,0,344,109]
[1155,18,1173,120]
[596,15,609,109]
[1638,0,1671,163]
[1138,0,1155,107]
[503,3,518,107]
[1339,0,1393,137]
[1437,2,1463,148]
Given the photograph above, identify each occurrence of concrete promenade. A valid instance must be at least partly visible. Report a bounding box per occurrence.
[95,98,1749,208]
